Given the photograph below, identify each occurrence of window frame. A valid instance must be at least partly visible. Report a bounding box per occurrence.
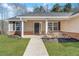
[9,21,21,31]
[48,22,59,32]
[15,22,21,31]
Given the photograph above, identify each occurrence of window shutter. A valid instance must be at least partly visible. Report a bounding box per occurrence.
[58,22,60,31]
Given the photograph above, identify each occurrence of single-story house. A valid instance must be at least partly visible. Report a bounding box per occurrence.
[1,12,79,38]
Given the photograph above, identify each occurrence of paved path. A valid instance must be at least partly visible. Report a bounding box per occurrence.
[23,37,48,56]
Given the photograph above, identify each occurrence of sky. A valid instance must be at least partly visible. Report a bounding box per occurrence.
[21,3,78,12]
[25,3,56,12]
[1,3,78,12]
[24,3,77,8]
[0,3,78,20]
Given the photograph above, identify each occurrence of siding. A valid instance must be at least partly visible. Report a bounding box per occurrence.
[3,21,8,34]
[24,20,60,35]
[61,16,79,33]
[24,20,45,35]
[0,20,8,34]
[0,20,1,33]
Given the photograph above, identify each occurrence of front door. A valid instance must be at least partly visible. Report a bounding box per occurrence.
[34,23,40,34]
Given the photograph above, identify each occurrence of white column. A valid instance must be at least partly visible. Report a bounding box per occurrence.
[20,18,24,37]
[21,20,24,37]
[45,20,48,34]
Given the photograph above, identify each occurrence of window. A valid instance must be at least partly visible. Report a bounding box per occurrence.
[48,23,52,32]
[53,22,58,31]
[48,22,59,33]
[15,22,21,31]
[13,22,15,30]
[9,21,21,31]
[9,22,15,31]
[9,23,13,31]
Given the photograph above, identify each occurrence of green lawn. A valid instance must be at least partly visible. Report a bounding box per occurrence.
[44,41,79,56]
[0,35,30,56]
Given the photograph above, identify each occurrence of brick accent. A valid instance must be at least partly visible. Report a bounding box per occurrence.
[15,31,21,36]
[24,31,33,35]
[61,31,79,39]
[8,31,21,36]
[24,31,45,35]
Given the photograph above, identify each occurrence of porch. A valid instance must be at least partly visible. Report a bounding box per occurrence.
[8,20,79,39]
[8,20,61,37]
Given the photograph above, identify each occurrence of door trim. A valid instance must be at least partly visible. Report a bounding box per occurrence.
[33,22,42,34]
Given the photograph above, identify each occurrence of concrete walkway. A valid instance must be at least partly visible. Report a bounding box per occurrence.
[23,36,48,56]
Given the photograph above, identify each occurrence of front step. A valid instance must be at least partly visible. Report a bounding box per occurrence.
[23,35,44,38]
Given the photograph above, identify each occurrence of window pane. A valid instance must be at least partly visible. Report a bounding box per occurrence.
[53,22,59,31]
[10,24,13,31]
[48,23,52,33]
[13,24,15,30]
[54,27,58,30]
[48,23,52,26]
[16,27,20,30]
[16,22,21,31]
[9,22,16,31]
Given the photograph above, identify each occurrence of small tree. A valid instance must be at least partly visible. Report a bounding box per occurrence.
[40,6,46,13]
[33,6,46,13]
[63,3,72,12]
[51,3,61,12]
[33,7,40,13]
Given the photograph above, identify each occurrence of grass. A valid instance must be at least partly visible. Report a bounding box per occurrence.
[44,41,79,56]
[0,35,30,56]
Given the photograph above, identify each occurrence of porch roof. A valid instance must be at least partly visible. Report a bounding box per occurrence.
[7,12,79,21]
[18,12,73,16]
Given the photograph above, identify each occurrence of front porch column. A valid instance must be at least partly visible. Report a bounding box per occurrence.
[21,21,24,37]
[45,20,48,34]
[20,17,24,37]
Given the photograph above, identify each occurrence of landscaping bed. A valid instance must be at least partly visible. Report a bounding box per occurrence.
[0,35,30,56]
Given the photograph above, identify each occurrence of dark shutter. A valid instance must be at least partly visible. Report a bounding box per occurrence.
[58,22,60,31]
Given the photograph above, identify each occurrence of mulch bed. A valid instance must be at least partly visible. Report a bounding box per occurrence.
[42,37,79,42]
[58,38,79,42]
